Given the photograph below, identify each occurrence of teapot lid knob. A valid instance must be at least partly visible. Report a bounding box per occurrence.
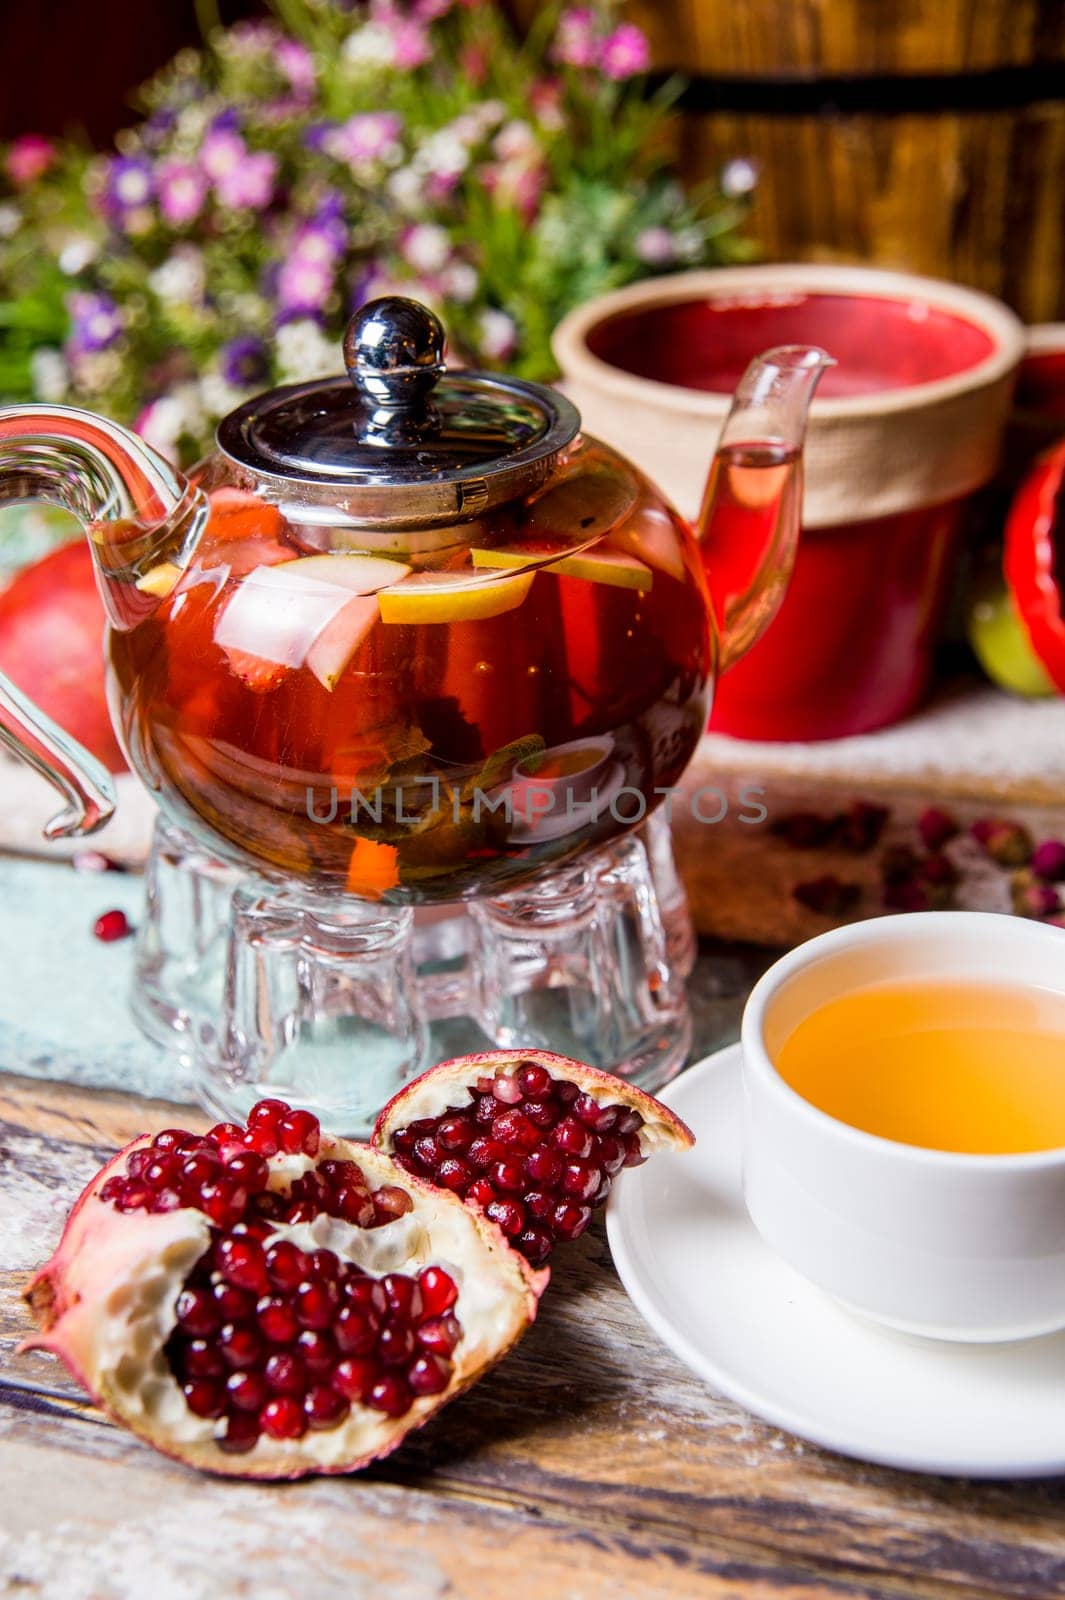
[344,297,446,440]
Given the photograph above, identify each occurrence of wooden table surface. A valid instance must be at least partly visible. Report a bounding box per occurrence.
[3,1072,1065,1599]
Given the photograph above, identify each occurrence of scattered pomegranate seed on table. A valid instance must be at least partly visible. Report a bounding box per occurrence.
[92,908,133,942]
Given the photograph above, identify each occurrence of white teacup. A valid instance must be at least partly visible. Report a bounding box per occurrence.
[741,912,1065,1343]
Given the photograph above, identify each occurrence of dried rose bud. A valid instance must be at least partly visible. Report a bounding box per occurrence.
[882,880,930,912]
[879,844,921,885]
[792,876,861,917]
[971,819,1033,868]
[771,812,836,850]
[1031,840,1065,882]
[1010,872,1060,919]
[833,801,890,854]
[917,854,959,909]
[917,807,959,853]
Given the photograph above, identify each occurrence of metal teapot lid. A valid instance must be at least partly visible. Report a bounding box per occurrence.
[216,297,581,528]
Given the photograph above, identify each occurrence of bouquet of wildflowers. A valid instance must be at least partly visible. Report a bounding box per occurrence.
[0,0,754,465]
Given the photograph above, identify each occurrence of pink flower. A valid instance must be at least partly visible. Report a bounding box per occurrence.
[551,8,598,70]
[199,126,247,183]
[389,17,431,68]
[599,23,651,79]
[635,227,675,266]
[6,134,55,186]
[157,161,207,225]
[213,149,278,211]
[277,252,334,314]
[332,112,403,169]
[277,38,316,98]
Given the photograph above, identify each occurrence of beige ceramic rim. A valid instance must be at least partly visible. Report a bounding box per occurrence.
[552,263,1026,422]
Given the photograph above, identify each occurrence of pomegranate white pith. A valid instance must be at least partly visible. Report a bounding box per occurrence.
[23,1128,541,1480]
[372,1050,694,1265]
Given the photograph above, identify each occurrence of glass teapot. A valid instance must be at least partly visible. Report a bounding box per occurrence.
[0,298,828,904]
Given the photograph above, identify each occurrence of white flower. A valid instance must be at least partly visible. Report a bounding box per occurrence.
[402,222,451,275]
[58,234,99,274]
[477,309,518,361]
[441,260,478,303]
[386,166,425,215]
[135,383,205,461]
[72,350,124,396]
[414,128,470,183]
[673,226,705,263]
[149,247,206,307]
[275,318,339,382]
[30,348,70,402]
[200,371,250,416]
[341,22,395,70]
[635,227,676,267]
[0,204,20,239]
[720,157,759,198]
[493,120,537,162]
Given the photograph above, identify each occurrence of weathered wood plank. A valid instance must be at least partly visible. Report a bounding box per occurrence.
[3,1071,1065,1600]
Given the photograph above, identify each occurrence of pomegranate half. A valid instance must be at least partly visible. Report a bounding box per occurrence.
[372,1050,694,1266]
[22,1100,542,1479]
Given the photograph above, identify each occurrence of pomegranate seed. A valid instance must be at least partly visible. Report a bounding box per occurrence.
[151,1187,183,1213]
[416,1315,462,1356]
[522,1099,557,1129]
[218,1412,260,1453]
[126,1149,151,1179]
[93,908,132,942]
[466,1178,497,1207]
[285,1201,317,1224]
[180,1149,222,1188]
[152,1129,189,1152]
[183,1378,225,1419]
[278,1109,320,1156]
[223,1150,269,1192]
[226,1371,267,1413]
[553,1118,593,1158]
[335,1306,378,1356]
[248,1098,290,1128]
[474,1096,498,1126]
[252,1192,286,1221]
[143,1154,181,1189]
[265,1241,311,1290]
[561,1161,602,1202]
[573,1094,617,1133]
[333,1357,377,1402]
[344,1276,387,1315]
[517,1226,553,1266]
[230,1217,273,1244]
[260,1396,307,1440]
[623,1140,647,1169]
[264,1352,307,1396]
[295,1329,337,1376]
[516,1062,552,1098]
[216,1236,269,1294]
[435,1158,471,1192]
[552,1201,592,1240]
[244,1125,279,1158]
[469,1137,505,1170]
[117,1182,152,1212]
[592,1175,612,1205]
[491,1075,523,1104]
[295,1280,339,1329]
[525,1190,554,1221]
[219,1324,262,1371]
[175,1287,220,1338]
[334,1184,375,1225]
[555,1081,580,1105]
[392,1127,415,1155]
[372,1185,413,1222]
[408,1354,450,1395]
[368,1375,411,1416]
[309,1249,341,1282]
[596,1135,626,1175]
[382,1274,423,1322]
[524,1147,563,1187]
[183,1339,224,1379]
[615,1109,643,1137]
[491,1110,539,1151]
[492,1158,525,1194]
[413,1135,440,1169]
[436,1116,474,1152]
[304,1384,349,1429]
[417,1267,458,1318]
[213,1282,256,1323]
[98,1176,125,1204]
[378,1325,416,1367]
[200,1179,249,1229]
[257,1296,300,1345]
[485,1198,524,1237]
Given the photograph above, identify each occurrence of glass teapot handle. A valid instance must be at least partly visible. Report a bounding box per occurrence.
[0,404,202,839]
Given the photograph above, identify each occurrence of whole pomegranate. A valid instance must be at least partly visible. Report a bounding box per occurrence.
[373,1050,694,1266]
[22,1098,542,1479]
[0,540,126,772]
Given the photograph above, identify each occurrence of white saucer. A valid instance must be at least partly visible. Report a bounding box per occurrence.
[607,1044,1065,1477]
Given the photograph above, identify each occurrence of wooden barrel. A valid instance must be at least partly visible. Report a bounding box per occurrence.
[518,1,1065,324]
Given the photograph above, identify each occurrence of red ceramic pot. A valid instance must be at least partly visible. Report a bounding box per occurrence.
[554,265,1025,741]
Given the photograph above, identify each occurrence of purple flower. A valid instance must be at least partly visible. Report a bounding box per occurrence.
[277,249,335,314]
[221,335,270,387]
[66,291,123,354]
[157,160,207,225]
[551,8,598,69]
[101,155,154,222]
[302,122,336,153]
[331,112,403,170]
[599,23,651,79]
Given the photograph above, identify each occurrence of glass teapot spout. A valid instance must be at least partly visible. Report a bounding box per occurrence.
[696,346,833,674]
[0,403,207,838]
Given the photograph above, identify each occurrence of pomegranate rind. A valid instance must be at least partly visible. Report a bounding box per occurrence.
[22,1135,542,1480]
[371,1048,695,1160]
